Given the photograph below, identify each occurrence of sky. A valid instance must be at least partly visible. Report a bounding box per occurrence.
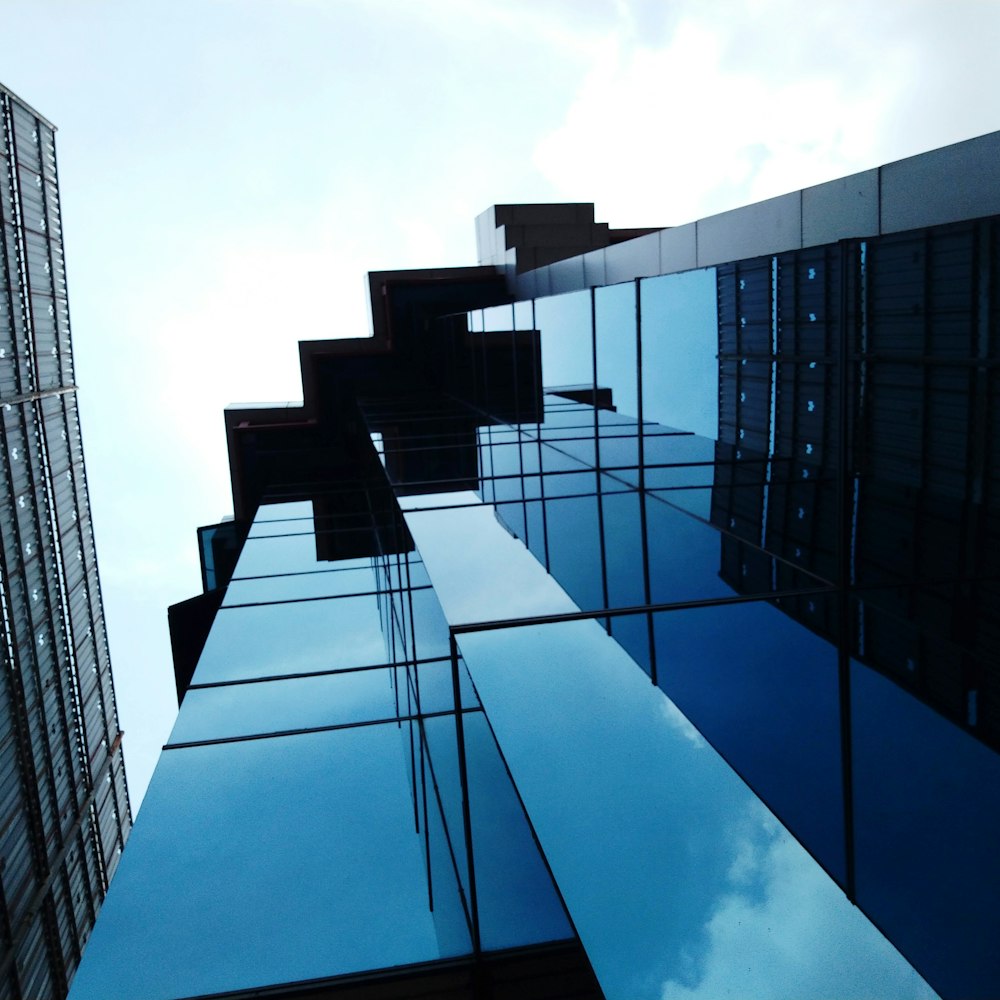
[2,0,999,808]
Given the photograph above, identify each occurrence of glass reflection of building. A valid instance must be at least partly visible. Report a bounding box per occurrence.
[70,136,1000,1000]
[0,84,132,999]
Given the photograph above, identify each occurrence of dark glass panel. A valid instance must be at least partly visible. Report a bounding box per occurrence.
[650,598,846,885]
[851,657,1000,999]
[463,711,573,950]
[544,492,603,612]
[458,618,928,1000]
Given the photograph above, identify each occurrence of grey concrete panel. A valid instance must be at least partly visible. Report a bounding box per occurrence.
[509,267,535,299]
[802,169,879,246]
[583,249,606,287]
[881,131,1000,233]
[696,191,801,267]
[605,231,660,285]
[495,203,595,225]
[658,223,697,274]
[533,266,552,298]
[502,222,608,249]
[549,255,587,295]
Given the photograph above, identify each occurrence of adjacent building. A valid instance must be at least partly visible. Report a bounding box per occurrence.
[70,132,1000,1000]
[0,85,132,999]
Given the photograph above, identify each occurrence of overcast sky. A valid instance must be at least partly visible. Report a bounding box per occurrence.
[2,0,999,808]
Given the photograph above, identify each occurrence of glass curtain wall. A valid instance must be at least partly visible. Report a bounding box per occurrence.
[444,216,999,1000]
[68,490,582,1000]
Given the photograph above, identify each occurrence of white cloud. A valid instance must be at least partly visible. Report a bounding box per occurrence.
[533,1,998,229]
[660,802,940,1000]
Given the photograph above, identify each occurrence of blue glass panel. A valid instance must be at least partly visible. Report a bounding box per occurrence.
[417,719,473,955]
[381,554,431,593]
[595,281,637,418]
[483,303,514,332]
[547,433,597,467]
[539,440,592,473]
[639,429,718,470]
[645,494,777,604]
[650,598,846,885]
[193,595,388,683]
[407,587,451,661]
[535,404,592,428]
[402,499,577,625]
[224,565,379,605]
[254,500,315,521]
[539,469,596,499]
[457,618,934,1000]
[545,492,603,612]
[233,535,369,578]
[649,485,714,520]
[248,517,313,538]
[513,299,533,331]
[535,290,593,389]
[409,659,479,714]
[595,431,639,471]
[423,713,469,905]
[525,497,547,568]
[851,658,1000,999]
[463,710,573,950]
[640,268,719,438]
[67,726,451,1000]
[169,668,399,743]
[601,488,650,665]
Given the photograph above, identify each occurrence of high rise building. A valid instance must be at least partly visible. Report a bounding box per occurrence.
[70,132,999,1000]
[0,84,132,999]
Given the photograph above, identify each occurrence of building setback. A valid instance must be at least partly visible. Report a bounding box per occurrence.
[70,132,999,1000]
[0,84,132,999]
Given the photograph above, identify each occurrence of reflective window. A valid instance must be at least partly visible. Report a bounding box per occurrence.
[169,668,399,744]
[193,595,388,683]
[224,565,379,605]
[640,268,719,438]
[68,726,455,1000]
[457,618,933,1000]
[595,281,637,418]
[851,657,1000,998]
[534,290,593,389]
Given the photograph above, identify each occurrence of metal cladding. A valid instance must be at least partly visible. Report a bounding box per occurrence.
[0,84,131,998]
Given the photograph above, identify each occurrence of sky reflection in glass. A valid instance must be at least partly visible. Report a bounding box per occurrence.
[67,726,446,1000]
[404,486,937,999]
[640,268,719,439]
[458,620,936,1000]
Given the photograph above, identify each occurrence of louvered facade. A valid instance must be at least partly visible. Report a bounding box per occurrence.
[0,84,131,999]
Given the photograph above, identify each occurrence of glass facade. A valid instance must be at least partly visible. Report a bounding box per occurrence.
[0,85,131,998]
[74,198,998,998]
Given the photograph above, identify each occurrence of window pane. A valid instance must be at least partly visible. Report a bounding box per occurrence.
[68,726,454,1000]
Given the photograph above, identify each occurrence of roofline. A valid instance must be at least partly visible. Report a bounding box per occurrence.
[0,82,57,131]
